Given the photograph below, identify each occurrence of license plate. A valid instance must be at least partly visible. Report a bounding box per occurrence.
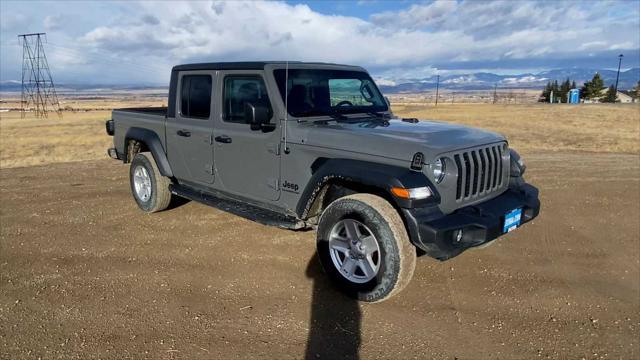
[503,208,522,233]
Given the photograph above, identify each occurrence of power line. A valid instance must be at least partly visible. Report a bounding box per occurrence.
[18,33,61,118]
[614,54,623,96]
[435,75,440,106]
[492,83,497,104]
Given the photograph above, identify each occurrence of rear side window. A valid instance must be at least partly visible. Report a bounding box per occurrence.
[180,75,212,119]
[223,76,272,124]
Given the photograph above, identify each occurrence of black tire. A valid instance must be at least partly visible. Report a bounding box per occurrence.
[316,193,416,302]
[129,152,172,213]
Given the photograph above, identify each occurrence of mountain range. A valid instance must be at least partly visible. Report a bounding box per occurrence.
[1,68,638,93]
[377,68,639,93]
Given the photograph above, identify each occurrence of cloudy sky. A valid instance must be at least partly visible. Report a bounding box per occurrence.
[1,0,638,85]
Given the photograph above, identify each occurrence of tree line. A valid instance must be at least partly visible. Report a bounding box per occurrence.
[540,79,577,103]
[540,73,639,103]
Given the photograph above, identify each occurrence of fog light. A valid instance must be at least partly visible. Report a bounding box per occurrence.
[453,229,463,243]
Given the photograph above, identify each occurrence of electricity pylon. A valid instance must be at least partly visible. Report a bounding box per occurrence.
[18,33,61,118]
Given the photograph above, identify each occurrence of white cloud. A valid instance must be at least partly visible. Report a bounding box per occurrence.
[2,0,639,84]
[43,15,63,31]
[610,42,634,50]
[374,78,397,86]
[371,0,457,29]
[78,1,638,69]
[78,1,478,69]
[580,41,607,51]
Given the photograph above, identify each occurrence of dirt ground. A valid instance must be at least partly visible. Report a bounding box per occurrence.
[1,100,639,359]
[1,152,638,359]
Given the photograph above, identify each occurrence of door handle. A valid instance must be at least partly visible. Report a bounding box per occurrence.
[177,130,191,137]
[214,135,232,144]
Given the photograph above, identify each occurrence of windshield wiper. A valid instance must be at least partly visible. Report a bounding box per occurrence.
[296,109,367,123]
[328,111,349,121]
[302,110,349,123]
[366,111,391,119]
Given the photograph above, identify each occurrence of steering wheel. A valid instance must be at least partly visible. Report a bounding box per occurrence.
[335,100,354,107]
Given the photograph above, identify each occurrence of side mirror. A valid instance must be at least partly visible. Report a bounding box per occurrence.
[245,102,273,132]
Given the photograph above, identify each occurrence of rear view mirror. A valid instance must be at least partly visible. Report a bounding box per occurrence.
[244,102,273,132]
[360,81,375,101]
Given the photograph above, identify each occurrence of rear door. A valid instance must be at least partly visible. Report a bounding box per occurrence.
[212,71,281,202]
[166,71,216,184]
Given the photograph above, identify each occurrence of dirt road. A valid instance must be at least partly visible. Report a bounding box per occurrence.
[1,153,638,359]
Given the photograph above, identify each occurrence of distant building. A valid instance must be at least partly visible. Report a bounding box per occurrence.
[616,91,635,103]
[620,89,639,103]
[587,88,637,103]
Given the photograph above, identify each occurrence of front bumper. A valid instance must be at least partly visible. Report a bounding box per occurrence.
[402,183,540,260]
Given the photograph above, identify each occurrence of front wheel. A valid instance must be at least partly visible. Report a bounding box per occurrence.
[316,194,416,302]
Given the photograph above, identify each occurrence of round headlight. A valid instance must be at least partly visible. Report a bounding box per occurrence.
[433,157,446,183]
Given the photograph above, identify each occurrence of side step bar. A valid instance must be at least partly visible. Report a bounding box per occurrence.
[169,184,308,230]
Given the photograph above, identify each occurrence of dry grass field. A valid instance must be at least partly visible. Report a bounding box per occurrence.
[1,98,638,169]
[394,103,640,155]
[0,96,162,169]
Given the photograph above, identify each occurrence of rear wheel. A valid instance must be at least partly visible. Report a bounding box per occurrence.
[316,194,416,302]
[129,152,172,213]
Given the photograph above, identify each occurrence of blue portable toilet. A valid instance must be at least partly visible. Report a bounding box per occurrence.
[568,89,580,104]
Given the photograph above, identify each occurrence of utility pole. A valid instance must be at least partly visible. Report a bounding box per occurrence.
[614,54,624,96]
[492,83,497,104]
[18,32,61,118]
[434,75,440,106]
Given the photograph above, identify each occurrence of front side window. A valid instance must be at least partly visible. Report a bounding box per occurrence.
[274,69,388,117]
[223,76,272,124]
[180,75,212,119]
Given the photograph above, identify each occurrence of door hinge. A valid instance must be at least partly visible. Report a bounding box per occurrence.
[208,135,214,145]
[205,164,214,175]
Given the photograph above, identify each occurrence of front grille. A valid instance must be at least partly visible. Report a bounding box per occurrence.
[453,144,505,202]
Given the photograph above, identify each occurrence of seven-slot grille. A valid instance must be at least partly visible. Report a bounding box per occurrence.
[453,144,505,202]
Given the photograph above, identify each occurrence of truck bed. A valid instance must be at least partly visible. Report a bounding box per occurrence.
[114,107,167,116]
[112,107,168,157]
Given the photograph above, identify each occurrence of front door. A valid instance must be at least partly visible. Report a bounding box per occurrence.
[166,71,215,184]
[213,71,280,202]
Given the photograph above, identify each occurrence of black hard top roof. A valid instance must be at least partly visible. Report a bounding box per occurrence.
[172,61,362,72]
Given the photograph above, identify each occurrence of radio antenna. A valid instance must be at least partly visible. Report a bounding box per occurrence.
[283,61,290,154]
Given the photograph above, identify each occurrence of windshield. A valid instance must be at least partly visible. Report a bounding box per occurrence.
[274,69,388,117]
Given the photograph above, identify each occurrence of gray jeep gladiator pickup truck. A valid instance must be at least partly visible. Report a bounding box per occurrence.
[106,61,540,302]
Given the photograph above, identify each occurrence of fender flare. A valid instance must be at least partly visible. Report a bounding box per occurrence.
[295,158,439,218]
[124,127,173,177]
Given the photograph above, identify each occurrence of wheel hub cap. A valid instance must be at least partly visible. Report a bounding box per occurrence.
[133,165,152,202]
[328,219,381,283]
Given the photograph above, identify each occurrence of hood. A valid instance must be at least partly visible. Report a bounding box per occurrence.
[295,118,505,162]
